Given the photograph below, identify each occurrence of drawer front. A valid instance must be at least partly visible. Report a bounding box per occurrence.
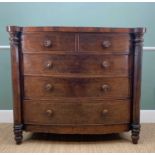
[22,32,75,52]
[23,100,131,125]
[79,33,130,53]
[23,54,130,76]
[24,76,130,99]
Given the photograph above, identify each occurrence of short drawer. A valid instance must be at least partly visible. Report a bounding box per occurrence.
[79,33,130,53]
[23,54,131,76]
[24,76,130,99]
[22,32,75,52]
[23,99,131,125]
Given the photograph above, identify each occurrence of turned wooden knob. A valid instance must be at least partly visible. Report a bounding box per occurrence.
[43,39,52,47]
[46,61,53,69]
[45,84,53,91]
[102,40,111,48]
[102,61,110,68]
[46,109,53,116]
[102,109,108,115]
[101,84,111,92]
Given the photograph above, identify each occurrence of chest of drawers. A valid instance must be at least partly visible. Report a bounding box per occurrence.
[7,26,145,144]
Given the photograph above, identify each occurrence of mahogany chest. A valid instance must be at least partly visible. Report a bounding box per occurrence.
[7,26,145,144]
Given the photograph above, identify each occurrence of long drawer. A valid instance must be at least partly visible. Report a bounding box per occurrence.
[23,99,131,125]
[23,54,131,76]
[24,76,131,99]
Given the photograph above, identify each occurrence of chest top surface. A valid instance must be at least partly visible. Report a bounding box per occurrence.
[7,26,146,33]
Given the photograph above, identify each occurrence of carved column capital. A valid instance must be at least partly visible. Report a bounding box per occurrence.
[9,31,21,46]
[133,32,144,46]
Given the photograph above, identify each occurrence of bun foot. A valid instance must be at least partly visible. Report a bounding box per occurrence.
[14,124,23,145]
[131,124,140,144]
[132,138,138,144]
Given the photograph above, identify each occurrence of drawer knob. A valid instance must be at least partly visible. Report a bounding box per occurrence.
[45,84,53,91]
[46,109,53,116]
[102,109,108,115]
[43,39,52,47]
[46,61,53,69]
[101,84,111,92]
[102,40,111,48]
[102,61,110,68]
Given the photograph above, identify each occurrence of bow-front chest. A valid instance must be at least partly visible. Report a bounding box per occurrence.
[7,26,145,144]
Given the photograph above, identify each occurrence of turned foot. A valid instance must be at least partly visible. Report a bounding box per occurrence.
[131,124,140,144]
[14,124,23,144]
